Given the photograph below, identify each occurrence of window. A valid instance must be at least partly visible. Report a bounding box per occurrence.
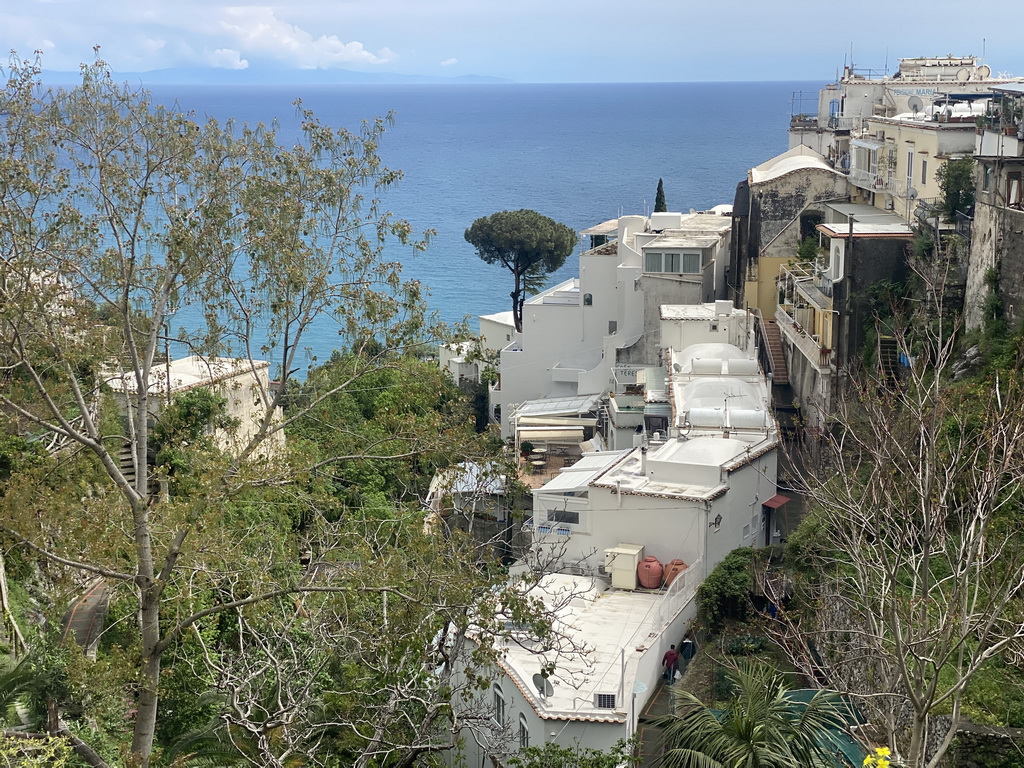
[548,509,580,525]
[983,164,993,192]
[921,160,928,186]
[644,251,692,274]
[682,251,702,274]
[492,685,506,725]
[594,693,617,709]
[906,149,914,192]
[583,293,593,306]
[608,320,618,335]
[519,714,529,749]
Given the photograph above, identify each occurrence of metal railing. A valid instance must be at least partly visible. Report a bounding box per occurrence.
[827,115,868,132]
[848,168,906,196]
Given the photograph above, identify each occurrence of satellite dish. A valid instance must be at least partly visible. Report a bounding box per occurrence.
[956,67,971,82]
[532,673,554,698]
[908,187,919,200]
[978,65,992,79]
[908,96,924,115]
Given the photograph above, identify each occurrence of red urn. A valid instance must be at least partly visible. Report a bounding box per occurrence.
[637,556,664,589]
[663,559,689,587]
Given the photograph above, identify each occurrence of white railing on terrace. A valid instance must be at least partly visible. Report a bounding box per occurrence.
[655,557,702,628]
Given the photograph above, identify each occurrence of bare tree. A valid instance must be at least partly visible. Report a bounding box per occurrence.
[780,264,1024,767]
[0,55,507,766]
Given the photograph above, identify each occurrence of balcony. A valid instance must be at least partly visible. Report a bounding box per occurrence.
[848,168,907,197]
[775,307,835,373]
[827,115,868,132]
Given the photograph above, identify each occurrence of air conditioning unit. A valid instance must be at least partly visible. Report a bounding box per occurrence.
[604,544,644,590]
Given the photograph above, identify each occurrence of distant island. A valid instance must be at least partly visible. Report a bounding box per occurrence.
[39,66,513,86]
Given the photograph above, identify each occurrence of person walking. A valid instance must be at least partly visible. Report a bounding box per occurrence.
[662,644,680,684]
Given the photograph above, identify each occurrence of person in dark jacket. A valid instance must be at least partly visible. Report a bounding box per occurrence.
[662,644,680,683]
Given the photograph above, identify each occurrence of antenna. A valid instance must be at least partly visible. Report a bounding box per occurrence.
[532,672,554,698]
[908,96,924,116]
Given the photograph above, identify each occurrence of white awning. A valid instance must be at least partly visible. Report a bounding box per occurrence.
[516,427,585,442]
[851,138,885,151]
[518,416,600,427]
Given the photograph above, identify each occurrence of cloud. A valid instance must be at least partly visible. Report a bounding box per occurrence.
[218,6,396,69]
[440,57,458,67]
[207,47,248,69]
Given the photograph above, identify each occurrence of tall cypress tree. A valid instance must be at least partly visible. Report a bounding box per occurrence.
[655,178,667,212]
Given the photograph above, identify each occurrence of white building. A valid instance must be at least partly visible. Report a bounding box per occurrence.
[105,355,282,456]
[531,303,779,577]
[494,210,733,439]
[789,55,1017,171]
[457,303,782,765]
[439,311,516,386]
[460,570,700,766]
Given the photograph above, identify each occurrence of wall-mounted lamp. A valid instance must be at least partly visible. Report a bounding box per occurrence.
[709,513,723,530]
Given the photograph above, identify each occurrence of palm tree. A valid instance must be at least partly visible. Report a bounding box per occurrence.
[655,660,851,768]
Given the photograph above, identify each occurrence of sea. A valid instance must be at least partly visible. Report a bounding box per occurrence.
[148,81,813,360]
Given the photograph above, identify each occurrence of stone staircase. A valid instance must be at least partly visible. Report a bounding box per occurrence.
[760,319,790,386]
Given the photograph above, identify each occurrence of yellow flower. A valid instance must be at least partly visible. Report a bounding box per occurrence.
[877,760,890,768]
[876,747,892,758]
[863,759,873,768]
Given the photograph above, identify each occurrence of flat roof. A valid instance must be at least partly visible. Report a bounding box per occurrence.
[590,445,728,501]
[495,574,665,722]
[644,234,721,249]
[660,303,745,321]
[817,222,914,238]
[536,450,627,494]
[580,218,619,236]
[105,355,268,395]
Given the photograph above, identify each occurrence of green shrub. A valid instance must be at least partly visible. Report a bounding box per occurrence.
[697,548,754,632]
[726,634,768,656]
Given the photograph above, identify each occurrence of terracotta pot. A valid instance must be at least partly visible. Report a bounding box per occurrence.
[637,556,664,589]
[663,559,689,587]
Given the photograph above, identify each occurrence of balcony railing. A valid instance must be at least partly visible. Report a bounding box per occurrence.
[775,306,835,373]
[827,115,868,132]
[848,168,907,196]
[955,210,973,241]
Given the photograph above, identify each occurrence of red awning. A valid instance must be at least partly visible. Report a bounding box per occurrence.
[762,494,791,509]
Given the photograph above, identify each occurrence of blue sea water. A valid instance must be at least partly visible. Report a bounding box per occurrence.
[149,81,811,358]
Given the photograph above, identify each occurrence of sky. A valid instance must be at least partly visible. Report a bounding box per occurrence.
[4,0,1024,83]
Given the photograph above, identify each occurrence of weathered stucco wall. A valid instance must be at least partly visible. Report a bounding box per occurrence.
[752,169,849,254]
[965,203,1024,331]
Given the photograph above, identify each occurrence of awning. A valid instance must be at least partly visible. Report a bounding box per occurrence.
[518,416,599,427]
[851,138,884,151]
[762,494,792,509]
[516,427,585,442]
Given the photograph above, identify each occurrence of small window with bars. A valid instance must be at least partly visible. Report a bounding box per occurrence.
[594,693,616,709]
